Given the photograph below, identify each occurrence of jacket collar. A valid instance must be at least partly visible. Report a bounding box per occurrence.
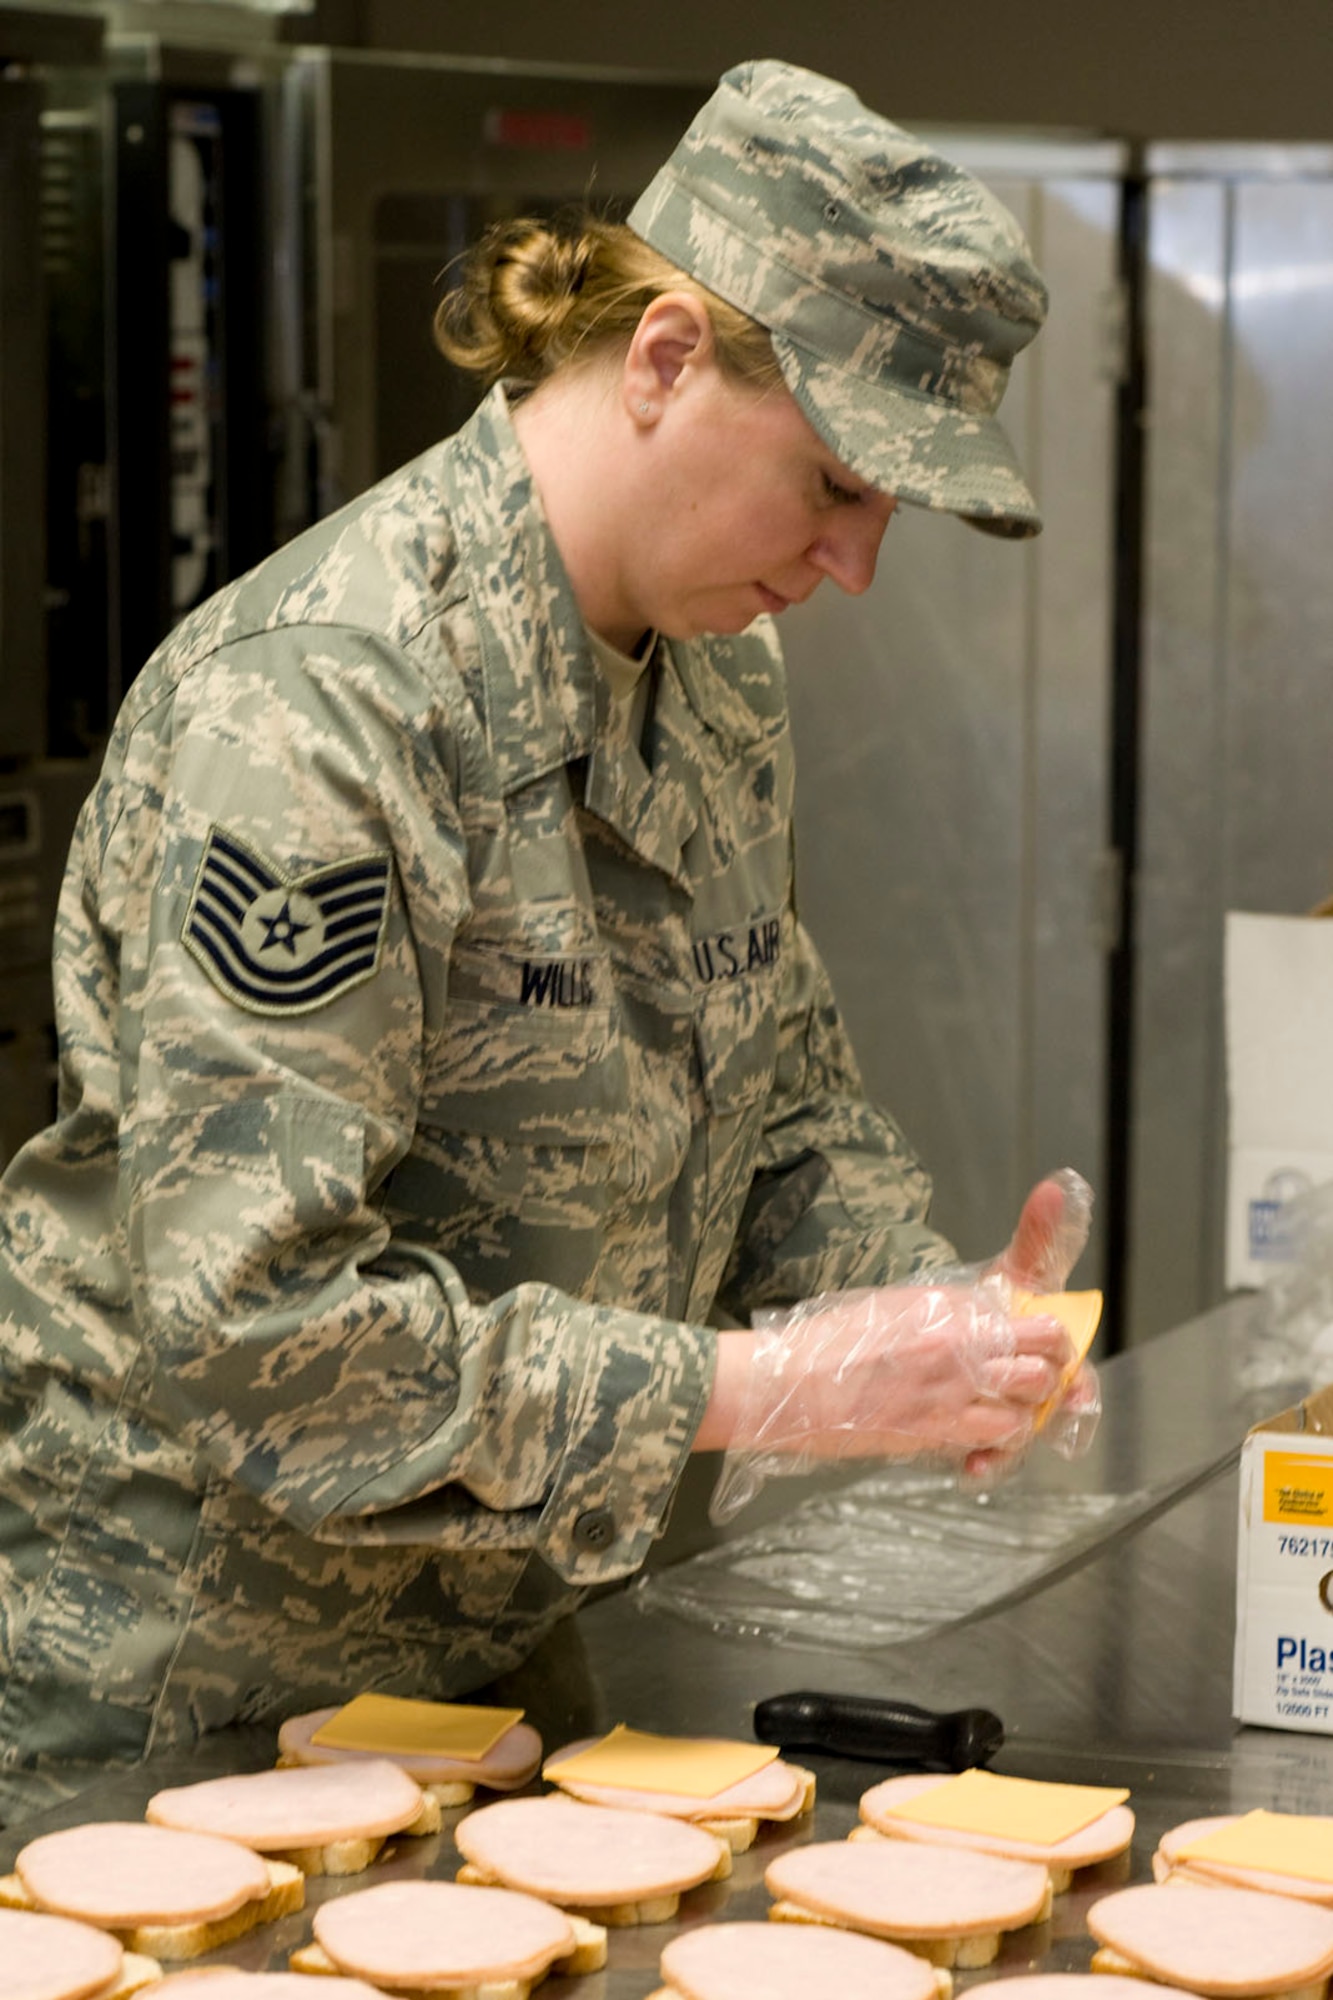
[438,385,778,882]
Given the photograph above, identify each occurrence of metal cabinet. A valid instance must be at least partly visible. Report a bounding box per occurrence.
[282,50,712,514]
[1127,146,1333,1342]
[780,141,1124,1297]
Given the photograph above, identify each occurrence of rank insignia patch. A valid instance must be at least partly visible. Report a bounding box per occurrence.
[183,825,393,1015]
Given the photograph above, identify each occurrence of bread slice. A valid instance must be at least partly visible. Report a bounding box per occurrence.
[0,1902,163,2000]
[0,1861,303,1961]
[453,1860,684,1928]
[1090,1943,1329,2000]
[1087,1881,1333,1998]
[104,1950,164,1997]
[451,1795,730,1927]
[146,1760,440,1880]
[260,1792,442,1877]
[288,1930,603,1999]
[767,1897,1008,1971]
[764,1838,1052,1970]
[655,1916,956,2000]
[291,1887,606,1998]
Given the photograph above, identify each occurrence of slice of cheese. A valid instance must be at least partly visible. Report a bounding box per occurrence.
[1013,1289,1103,1366]
[1179,1808,1333,1887]
[1013,1288,1102,1431]
[310,1694,524,1762]
[876,1768,1128,1847]
[543,1726,778,1800]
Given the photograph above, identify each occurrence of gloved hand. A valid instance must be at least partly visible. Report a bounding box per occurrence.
[968,1164,1102,1474]
[707,1168,1099,1525]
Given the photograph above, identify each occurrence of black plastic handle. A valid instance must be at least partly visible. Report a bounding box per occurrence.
[753,1689,1004,1770]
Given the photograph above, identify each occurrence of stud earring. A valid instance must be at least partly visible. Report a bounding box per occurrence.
[638,400,653,417]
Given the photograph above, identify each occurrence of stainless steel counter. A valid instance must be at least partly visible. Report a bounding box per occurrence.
[6,1293,1332,1993]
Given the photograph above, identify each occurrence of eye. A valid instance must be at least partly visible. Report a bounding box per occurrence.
[820,470,862,507]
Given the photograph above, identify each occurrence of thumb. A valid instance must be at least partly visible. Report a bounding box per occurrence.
[996,1168,1094,1291]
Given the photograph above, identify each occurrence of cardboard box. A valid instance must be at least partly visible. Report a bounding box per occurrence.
[1234,1385,1333,1732]
[1225,911,1333,1290]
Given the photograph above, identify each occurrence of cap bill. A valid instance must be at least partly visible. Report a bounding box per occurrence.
[774,332,1042,539]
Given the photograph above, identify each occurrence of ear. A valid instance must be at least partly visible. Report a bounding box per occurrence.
[622,292,715,421]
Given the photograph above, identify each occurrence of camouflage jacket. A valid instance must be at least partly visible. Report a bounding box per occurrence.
[0,387,944,1814]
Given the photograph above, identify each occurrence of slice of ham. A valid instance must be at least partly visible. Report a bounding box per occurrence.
[660,1918,943,2000]
[547,1738,807,1821]
[1087,1881,1333,1994]
[765,1838,1049,1939]
[967,1978,1184,2000]
[17,1822,273,1928]
[6,1905,125,2000]
[1154,1814,1333,1905]
[277,1708,541,1791]
[146,1757,424,1850]
[453,1796,725,1904]
[156,1976,384,1999]
[859,1772,1134,1870]
[313,1879,578,1987]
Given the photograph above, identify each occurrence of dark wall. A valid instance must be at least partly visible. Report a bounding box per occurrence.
[291,0,1333,144]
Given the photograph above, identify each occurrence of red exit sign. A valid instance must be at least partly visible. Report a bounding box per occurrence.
[483,107,593,151]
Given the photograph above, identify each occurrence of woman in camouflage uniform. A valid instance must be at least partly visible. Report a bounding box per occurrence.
[0,59,1092,1819]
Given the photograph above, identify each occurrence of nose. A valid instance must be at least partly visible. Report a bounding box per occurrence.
[809,500,896,596]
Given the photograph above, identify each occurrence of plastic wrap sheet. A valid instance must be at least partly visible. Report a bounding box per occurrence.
[634,1471,1150,1649]
[641,1225,1333,1653]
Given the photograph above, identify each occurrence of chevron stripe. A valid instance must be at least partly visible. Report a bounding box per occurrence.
[183,826,392,1015]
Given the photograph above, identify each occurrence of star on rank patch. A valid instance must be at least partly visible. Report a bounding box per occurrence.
[183,824,393,1015]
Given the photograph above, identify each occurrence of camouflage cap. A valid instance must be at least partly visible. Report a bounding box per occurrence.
[627,59,1048,537]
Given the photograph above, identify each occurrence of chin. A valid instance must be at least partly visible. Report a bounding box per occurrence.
[692,608,763,639]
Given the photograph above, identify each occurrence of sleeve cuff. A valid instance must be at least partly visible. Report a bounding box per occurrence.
[531,1303,716,1586]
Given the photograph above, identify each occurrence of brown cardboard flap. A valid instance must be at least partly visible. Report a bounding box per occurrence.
[1248,1382,1333,1438]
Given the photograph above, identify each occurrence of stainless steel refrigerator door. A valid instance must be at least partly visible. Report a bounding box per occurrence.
[1129,150,1333,1341]
[780,150,1123,1286]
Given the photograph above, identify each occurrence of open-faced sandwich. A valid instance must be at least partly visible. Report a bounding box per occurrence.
[146,1755,438,1878]
[0,1822,302,1962]
[453,1795,731,1926]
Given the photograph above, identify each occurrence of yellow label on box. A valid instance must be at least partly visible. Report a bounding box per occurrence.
[310,1693,524,1761]
[1262,1450,1333,1525]
[544,1725,778,1800]
[879,1768,1128,1846]
[1181,1808,1333,1886]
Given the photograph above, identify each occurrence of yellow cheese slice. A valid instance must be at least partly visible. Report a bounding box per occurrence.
[1179,1809,1333,1887]
[310,1693,524,1761]
[878,1767,1128,1847]
[1013,1288,1103,1365]
[543,1724,778,1799]
[1013,1288,1102,1430]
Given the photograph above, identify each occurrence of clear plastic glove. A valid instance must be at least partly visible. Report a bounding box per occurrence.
[988,1166,1095,1293]
[967,1165,1102,1474]
[709,1168,1099,1525]
[1038,1356,1102,1462]
[709,1276,1075,1524]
